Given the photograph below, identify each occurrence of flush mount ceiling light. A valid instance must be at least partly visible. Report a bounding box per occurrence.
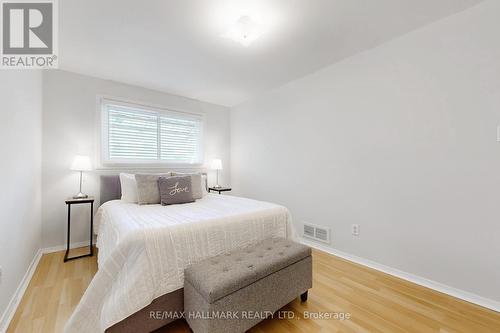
[222,16,261,47]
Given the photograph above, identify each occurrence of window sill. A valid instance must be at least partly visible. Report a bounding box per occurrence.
[96,163,205,171]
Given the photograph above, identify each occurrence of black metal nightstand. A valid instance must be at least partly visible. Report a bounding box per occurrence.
[208,187,232,194]
[64,197,94,262]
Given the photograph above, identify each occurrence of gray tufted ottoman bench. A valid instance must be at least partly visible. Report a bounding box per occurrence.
[184,238,312,333]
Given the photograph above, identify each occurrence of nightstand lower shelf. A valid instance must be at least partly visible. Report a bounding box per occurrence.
[64,251,93,262]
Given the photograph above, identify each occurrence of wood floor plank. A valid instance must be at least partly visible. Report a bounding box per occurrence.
[7,247,500,333]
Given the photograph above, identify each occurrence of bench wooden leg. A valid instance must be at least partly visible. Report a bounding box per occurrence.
[300,291,308,302]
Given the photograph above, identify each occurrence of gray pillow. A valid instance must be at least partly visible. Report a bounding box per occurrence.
[135,173,171,205]
[158,176,194,205]
[171,172,203,199]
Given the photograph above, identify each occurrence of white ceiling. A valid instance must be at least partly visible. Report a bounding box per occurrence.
[59,0,483,107]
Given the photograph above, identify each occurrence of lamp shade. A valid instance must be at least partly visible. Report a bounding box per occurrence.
[211,158,223,170]
[71,155,92,171]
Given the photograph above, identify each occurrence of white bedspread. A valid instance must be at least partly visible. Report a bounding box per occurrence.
[64,194,295,333]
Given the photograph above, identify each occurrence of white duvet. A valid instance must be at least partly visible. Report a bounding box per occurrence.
[64,194,295,333]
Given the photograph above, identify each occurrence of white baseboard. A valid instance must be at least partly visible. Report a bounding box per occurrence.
[42,240,95,254]
[0,249,43,333]
[301,238,500,313]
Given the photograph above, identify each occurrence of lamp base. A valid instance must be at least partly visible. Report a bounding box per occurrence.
[73,192,89,199]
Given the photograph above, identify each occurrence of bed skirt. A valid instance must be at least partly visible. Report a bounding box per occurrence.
[106,288,184,333]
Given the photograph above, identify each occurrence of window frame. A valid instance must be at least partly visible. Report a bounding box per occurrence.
[98,96,204,168]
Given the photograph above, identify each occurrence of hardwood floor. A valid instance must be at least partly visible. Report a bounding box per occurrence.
[7,247,500,333]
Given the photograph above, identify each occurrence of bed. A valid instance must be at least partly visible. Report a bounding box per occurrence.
[64,175,295,333]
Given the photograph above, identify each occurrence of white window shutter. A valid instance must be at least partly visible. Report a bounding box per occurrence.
[102,101,203,164]
[160,116,202,163]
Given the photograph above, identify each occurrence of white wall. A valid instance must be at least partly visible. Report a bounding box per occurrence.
[42,70,230,248]
[0,71,43,319]
[231,0,500,302]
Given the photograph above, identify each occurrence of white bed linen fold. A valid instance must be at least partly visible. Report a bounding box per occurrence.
[64,194,295,333]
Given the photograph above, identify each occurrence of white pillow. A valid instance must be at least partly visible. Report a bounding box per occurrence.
[120,173,138,203]
[201,174,208,196]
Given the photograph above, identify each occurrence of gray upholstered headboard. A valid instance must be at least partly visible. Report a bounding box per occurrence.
[99,173,208,205]
[100,175,122,205]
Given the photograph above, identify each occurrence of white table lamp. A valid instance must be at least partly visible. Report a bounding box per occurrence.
[211,159,223,188]
[71,155,92,199]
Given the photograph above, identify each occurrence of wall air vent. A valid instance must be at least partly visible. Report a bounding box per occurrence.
[303,224,315,238]
[303,223,331,244]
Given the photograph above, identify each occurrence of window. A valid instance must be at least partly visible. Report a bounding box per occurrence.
[101,99,203,165]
